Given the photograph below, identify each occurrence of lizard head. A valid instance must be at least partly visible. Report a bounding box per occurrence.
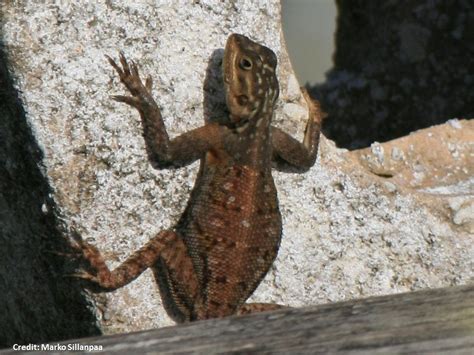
[223,33,279,126]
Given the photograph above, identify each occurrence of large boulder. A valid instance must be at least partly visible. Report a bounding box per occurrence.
[1,0,471,343]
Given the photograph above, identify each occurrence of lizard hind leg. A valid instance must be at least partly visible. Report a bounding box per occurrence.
[72,230,182,292]
[151,233,201,323]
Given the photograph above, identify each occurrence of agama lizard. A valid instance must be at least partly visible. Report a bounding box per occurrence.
[74,33,324,322]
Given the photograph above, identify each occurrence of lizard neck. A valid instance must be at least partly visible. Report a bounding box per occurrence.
[232,109,273,169]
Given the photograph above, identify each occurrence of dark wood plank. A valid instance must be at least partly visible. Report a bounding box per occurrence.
[3,285,473,354]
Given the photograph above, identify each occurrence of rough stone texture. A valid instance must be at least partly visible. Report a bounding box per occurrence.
[1,0,472,345]
[311,0,474,149]
[0,0,294,340]
[0,10,100,348]
[353,119,474,235]
[354,119,473,191]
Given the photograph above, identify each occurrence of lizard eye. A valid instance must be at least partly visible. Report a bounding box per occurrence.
[239,57,252,70]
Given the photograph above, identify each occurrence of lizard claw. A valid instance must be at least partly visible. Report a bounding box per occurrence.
[130,60,141,79]
[145,75,153,92]
[106,51,155,103]
[44,248,82,259]
[65,270,98,282]
[119,51,131,76]
[105,54,122,76]
[111,94,140,108]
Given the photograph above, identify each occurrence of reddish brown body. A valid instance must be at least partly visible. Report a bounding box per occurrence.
[74,34,324,322]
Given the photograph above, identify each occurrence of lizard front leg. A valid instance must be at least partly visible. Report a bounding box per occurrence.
[271,88,325,171]
[107,53,223,168]
[107,52,171,167]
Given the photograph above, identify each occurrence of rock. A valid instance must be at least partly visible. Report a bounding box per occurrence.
[0,0,302,339]
[383,181,397,194]
[285,74,301,101]
[449,196,474,234]
[1,0,472,344]
[447,118,462,130]
[354,120,474,190]
[370,142,385,165]
[283,103,307,122]
[398,23,431,63]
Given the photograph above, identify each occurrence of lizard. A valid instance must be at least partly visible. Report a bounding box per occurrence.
[73,33,324,323]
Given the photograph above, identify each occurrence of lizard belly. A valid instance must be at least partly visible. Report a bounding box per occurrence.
[179,164,282,317]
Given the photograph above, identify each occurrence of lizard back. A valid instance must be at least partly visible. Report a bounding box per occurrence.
[163,34,283,319]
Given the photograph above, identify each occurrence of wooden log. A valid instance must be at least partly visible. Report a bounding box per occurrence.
[3,285,473,354]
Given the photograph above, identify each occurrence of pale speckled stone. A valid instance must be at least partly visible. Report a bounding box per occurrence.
[370,142,385,165]
[2,0,472,337]
[383,181,397,193]
[391,147,404,161]
[452,201,474,228]
[1,0,298,334]
[449,196,474,233]
[285,74,301,101]
[282,103,307,122]
[447,118,462,129]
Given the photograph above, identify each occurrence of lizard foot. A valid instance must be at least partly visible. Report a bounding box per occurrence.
[106,52,155,110]
[66,231,116,291]
[65,270,99,283]
[300,87,326,124]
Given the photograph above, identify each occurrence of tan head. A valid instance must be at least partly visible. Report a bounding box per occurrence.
[223,34,279,125]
